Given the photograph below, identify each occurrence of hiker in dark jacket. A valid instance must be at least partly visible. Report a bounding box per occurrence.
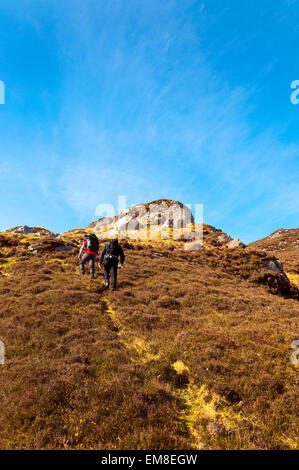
[99,238,125,291]
[78,234,99,279]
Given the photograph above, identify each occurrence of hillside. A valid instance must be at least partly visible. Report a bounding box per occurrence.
[0,219,298,450]
[249,229,299,287]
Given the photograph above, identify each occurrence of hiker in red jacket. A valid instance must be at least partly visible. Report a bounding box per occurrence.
[78,234,99,279]
[99,238,125,291]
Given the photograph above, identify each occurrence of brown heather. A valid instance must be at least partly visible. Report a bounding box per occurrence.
[0,226,298,450]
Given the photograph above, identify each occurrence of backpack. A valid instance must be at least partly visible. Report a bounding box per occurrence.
[106,239,119,256]
[86,234,99,252]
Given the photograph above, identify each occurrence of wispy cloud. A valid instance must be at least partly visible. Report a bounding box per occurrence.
[1,0,298,240]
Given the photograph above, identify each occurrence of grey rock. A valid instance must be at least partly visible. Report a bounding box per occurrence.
[29,243,48,250]
[262,258,290,282]
[184,241,203,251]
[218,233,233,244]
[261,258,290,288]
[115,215,145,231]
[6,226,59,237]
[55,245,73,252]
[226,238,246,249]
[90,199,194,235]
[49,232,60,238]
[262,258,284,273]
[146,201,193,228]
[89,217,114,230]
[6,225,36,234]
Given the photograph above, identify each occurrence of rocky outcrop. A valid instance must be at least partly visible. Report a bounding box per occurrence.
[29,238,74,253]
[6,226,59,237]
[249,228,299,277]
[88,217,114,230]
[184,241,203,251]
[90,199,195,239]
[226,238,246,249]
[248,228,299,253]
[218,233,233,244]
[6,225,36,234]
[251,256,292,295]
[261,258,289,283]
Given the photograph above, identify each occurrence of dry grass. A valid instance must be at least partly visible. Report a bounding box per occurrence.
[0,229,298,449]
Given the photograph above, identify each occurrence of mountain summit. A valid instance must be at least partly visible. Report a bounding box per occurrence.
[88,199,195,240]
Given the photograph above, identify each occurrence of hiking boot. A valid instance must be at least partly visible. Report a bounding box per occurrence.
[80,266,85,275]
[104,281,109,288]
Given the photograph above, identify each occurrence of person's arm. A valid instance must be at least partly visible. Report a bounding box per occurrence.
[119,246,125,266]
[78,243,85,259]
[98,245,106,266]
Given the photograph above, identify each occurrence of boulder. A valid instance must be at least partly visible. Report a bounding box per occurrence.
[218,233,233,244]
[34,231,59,238]
[226,238,246,249]
[261,258,289,283]
[90,199,194,237]
[89,217,114,230]
[29,238,74,253]
[145,200,193,228]
[6,225,36,234]
[29,243,48,251]
[115,215,145,231]
[6,226,59,237]
[55,245,73,252]
[184,241,203,251]
[262,258,284,273]
[252,257,291,295]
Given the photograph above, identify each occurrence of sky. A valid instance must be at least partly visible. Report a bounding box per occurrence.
[0,0,298,243]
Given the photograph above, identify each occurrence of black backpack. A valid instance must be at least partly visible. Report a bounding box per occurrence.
[106,239,119,256]
[86,234,99,252]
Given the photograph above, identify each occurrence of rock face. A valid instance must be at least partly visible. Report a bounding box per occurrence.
[262,258,289,282]
[251,256,291,295]
[184,241,203,251]
[6,226,59,237]
[29,238,74,253]
[218,233,233,244]
[226,238,246,249]
[88,217,114,230]
[6,225,36,234]
[248,228,299,279]
[90,199,195,239]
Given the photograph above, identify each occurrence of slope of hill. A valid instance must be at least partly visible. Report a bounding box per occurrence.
[0,221,298,450]
[249,229,299,287]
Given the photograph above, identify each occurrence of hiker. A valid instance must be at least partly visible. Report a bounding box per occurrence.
[78,234,99,279]
[99,238,125,291]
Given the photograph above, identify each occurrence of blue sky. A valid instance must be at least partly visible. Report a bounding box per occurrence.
[0,0,298,243]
